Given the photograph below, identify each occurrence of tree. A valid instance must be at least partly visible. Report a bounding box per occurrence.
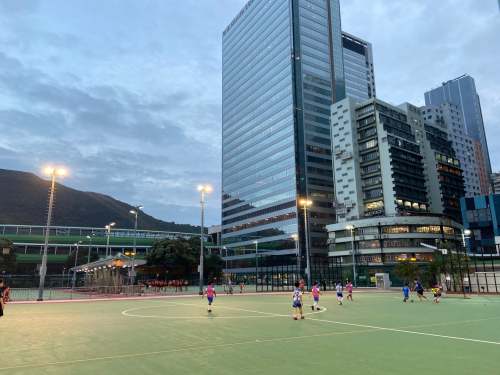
[394,261,419,284]
[146,238,198,279]
[146,237,224,282]
[204,253,224,282]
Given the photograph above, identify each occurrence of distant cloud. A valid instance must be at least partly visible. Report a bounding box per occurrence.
[0,0,498,226]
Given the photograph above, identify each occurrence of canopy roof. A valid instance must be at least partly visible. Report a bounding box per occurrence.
[71,253,146,273]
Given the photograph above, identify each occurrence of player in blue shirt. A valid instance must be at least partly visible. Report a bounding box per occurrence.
[402,283,410,303]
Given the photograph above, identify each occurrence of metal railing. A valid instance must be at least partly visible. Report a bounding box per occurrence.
[0,224,200,240]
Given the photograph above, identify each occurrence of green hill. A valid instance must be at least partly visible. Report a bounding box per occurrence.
[0,168,199,233]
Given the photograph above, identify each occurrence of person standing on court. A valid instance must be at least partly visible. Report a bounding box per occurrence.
[0,278,5,318]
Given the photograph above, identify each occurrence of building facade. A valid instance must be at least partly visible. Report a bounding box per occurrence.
[425,75,491,194]
[341,32,376,103]
[492,173,500,194]
[461,194,500,255]
[326,215,463,285]
[331,97,429,223]
[222,0,346,273]
[420,103,480,197]
[398,103,465,222]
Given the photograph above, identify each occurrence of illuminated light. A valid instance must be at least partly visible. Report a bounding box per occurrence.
[299,199,313,206]
[43,166,55,175]
[197,184,213,193]
[56,168,67,176]
[43,166,68,177]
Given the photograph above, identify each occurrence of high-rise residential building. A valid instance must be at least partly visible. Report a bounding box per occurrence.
[221,0,346,273]
[331,97,428,223]
[425,74,491,194]
[341,32,376,103]
[492,173,500,194]
[420,103,481,197]
[399,103,465,223]
[327,98,463,279]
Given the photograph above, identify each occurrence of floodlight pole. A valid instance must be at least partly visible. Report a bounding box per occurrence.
[37,171,57,301]
[86,234,94,264]
[198,189,206,294]
[131,207,141,285]
[300,200,312,289]
[255,241,259,292]
[72,241,81,289]
[106,227,111,257]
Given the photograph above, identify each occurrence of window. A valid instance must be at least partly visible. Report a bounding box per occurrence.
[415,226,441,234]
[384,226,409,234]
[365,200,383,211]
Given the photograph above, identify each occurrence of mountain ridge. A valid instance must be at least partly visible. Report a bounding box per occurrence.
[0,168,200,233]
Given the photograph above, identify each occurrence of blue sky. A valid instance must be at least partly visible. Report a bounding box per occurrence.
[0,0,498,226]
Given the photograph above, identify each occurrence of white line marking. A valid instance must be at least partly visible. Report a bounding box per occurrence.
[307,317,500,345]
[121,301,327,320]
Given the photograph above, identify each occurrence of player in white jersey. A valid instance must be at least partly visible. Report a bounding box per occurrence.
[292,281,304,320]
[336,282,344,305]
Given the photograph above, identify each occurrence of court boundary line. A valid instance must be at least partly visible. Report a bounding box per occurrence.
[307,317,500,345]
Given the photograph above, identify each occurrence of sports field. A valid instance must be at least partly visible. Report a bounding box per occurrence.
[2,291,500,374]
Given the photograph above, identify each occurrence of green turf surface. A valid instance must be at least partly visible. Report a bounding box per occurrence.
[2,292,500,374]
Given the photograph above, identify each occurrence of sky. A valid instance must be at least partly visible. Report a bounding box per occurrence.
[0,0,498,226]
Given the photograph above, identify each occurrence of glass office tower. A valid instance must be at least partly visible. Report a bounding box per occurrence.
[222,0,345,273]
[424,75,491,194]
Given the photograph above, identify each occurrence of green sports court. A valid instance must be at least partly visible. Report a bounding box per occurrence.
[2,291,500,374]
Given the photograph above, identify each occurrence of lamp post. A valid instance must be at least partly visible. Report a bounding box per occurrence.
[197,184,212,294]
[105,222,116,257]
[462,229,471,249]
[291,233,300,276]
[346,224,357,288]
[254,240,259,292]
[37,166,67,301]
[222,246,228,273]
[299,198,313,288]
[129,206,143,285]
[72,241,82,289]
[86,234,95,264]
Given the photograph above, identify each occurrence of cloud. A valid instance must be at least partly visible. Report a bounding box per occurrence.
[0,0,497,227]
[341,0,500,169]
[0,49,221,224]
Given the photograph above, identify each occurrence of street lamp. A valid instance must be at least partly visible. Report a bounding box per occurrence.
[37,165,67,301]
[197,184,212,294]
[254,240,259,292]
[72,241,82,289]
[346,224,357,288]
[105,222,116,257]
[222,246,228,273]
[299,198,313,288]
[86,234,95,264]
[462,229,472,248]
[129,205,143,285]
[291,233,300,275]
